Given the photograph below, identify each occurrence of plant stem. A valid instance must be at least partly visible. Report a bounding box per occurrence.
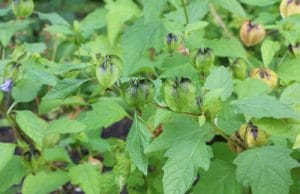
[2,46,5,60]
[181,0,189,25]
[209,3,233,38]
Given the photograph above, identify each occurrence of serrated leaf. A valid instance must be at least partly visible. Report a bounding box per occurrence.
[143,0,166,23]
[121,19,166,76]
[69,163,101,194]
[163,128,213,194]
[254,118,293,138]
[81,98,128,130]
[234,146,300,194]
[43,78,88,100]
[205,38,247,59]
[22,171,69,194]
[261,39,280,67]
[231,95,299,120]
[126,113,152,175]
[106,0,140,45]
[212,0,246,17]
[240,0,280,6]
[16,110,48,147]
[0,156,27,193]
[204,66,233,101]
[277,58,300,84]
[46,118,86,134]
[0,143,15,171]
[193,159,242,194]
[12,78,42,103]
[234,78,269,99]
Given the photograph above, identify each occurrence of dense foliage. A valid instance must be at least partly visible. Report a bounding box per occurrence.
[0,0,300,194]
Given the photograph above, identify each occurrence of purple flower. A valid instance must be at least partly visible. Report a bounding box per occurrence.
[1,78,14,92]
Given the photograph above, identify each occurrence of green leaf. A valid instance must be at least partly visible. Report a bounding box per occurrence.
[37,12,70,26]
[43,78,88,100]
[293,134,300,149]
[81,98,128,130]
[277,58,300,84]
[126,114,152,175]
[205,38,247,59]
[193,159,242,194]
[204,66,233,101]
[16,110,48,147]
[254,118,293,138]
[261,39,280,67]
[46,118,86,134]
[80,8,107,37]
[234,146,300,194]
[0,143,15,171]
[24,43,47,54]
[69,163,101,194]
[240,0,280,6]
[121,19,166,76]
[0,20,30,47]
[24,68,57,86]
[280,83,300,105]
[12,78,42,102]
[48,63,90,75]
[212,0,246,17]
[143,0,167,23]
[217,104,244,135]
[231,95,299,120]
[44,146,72,163]
[234,78,269,99]
[163,126,213,194]
[0,156,27,193]
[185,21,208,35]
[106,0,141,45]
[22,171,69,194]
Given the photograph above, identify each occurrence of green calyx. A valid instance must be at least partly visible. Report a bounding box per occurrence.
[12,0,34,19]
[190,48,215,74]
[231,59,248,80]
[122,78,155,110]
[165,33,182,53]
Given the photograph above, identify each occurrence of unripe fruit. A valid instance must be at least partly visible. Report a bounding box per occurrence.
[165,33,182,53]
[250,68,278,89]
[240,20,266,47]
[164,77,196,112]
[239,123,269,148]
[280,0,300,18]
[288,43,300,57]
[12,0,34,19]
[122,78,155,110]
[231,59,248,80]
[190,48,215,74]
[95,55,122,89]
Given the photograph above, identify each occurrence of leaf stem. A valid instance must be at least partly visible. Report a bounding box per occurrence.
[181,0,189,25]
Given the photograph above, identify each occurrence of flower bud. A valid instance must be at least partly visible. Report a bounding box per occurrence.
[288,43,300,57]
[190,48,215,74]
[95,55,122,89]
[12,0,34,19]
[250,68,278,89]
[164,77,196,112]
[280,0,300,18]
[231,59,248,80]
[165,33,182,53]
[0,78,13,92]
[239,123,269,148]
[240,20,266,47]
[122,78,155,110]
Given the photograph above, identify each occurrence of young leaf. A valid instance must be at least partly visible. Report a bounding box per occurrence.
[69,163,102,194]
[204,66,233,101]
[162,125,213,194]
[0,143,15,171]
[126,113,152,175]
[261,39,280,67]
[234,146,300,194]
[16,110,48,147]
[22,171,69,194]
[231,95,300,120]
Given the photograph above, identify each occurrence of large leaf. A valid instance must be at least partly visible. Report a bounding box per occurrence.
[12,78,42,103]
[0,156,27,193]
[121,19,166,76]
[0,20,30,47]
[126,114,152,175]
[106,0,140,45]
[277,58,300,84]
[234,146,300,194]
[162,127,213,194]
[143,0,167,23]
[46,118,86,134]
[0,143,15,171]
[204,66,233,101]
[231,95,299,120]
[234,78,269,99]
[16,110,48,147]
[69,163,102,194]
[254,118,293,138]
[212,0,246,17]
[80,8,107,37]
[261,39,280,67]
[37,12,70,26]
[22,171,69,194]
